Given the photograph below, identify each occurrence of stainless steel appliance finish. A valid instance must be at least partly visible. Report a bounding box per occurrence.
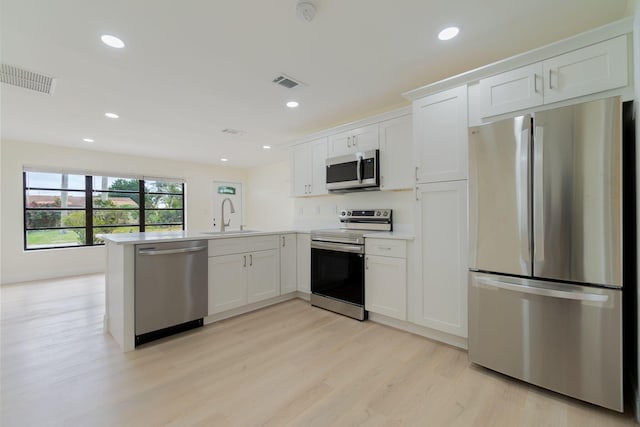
[469,272,622,412]
[534,100,622,286]
[326,149,379,193]
[135,239,208,341]
[468,97,628,412]
[311,209,392,320]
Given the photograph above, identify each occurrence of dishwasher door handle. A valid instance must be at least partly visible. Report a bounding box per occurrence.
[138,246,207,256]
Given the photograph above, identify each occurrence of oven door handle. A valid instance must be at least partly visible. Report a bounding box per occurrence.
[311,240,364,254]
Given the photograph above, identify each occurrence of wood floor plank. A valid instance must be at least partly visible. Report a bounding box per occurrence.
[1,274,637,426]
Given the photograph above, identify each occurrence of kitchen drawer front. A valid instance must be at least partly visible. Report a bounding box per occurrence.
[365,238,406,258]
[208,237,248,256]
[246,235,280,252]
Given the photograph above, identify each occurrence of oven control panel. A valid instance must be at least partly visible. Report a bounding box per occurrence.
[339,209,391,220]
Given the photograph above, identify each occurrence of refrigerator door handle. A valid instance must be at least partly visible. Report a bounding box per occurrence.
[518,123,531,273]
[533,125,545,268]
[475,277,609,302]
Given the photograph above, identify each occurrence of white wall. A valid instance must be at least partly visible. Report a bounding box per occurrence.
[245,160,294,230]
[0,140,247,284]
[293,190,414,232]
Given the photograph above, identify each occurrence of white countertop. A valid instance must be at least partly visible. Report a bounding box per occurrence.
[100,229,299,245]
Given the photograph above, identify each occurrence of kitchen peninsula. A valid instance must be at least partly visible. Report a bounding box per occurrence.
[102,230,300,352]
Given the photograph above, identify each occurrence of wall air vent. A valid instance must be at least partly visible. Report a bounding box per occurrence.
[1,64,56,95]
[272,74,306,89]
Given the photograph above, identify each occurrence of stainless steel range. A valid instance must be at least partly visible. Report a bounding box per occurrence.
[310,209,392,320]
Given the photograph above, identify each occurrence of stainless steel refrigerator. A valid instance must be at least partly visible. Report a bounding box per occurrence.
[468,96,630,412]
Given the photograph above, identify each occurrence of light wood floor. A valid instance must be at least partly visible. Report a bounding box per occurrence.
[1,274,637,427]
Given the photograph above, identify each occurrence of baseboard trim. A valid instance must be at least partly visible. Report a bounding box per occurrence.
[204,293,298,324]
[368,312,468,350]
[1,268,105,286]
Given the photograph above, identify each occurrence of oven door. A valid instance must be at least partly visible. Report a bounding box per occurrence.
[311,240,365,306]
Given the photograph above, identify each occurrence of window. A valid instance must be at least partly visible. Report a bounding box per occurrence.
[23,171,184,250]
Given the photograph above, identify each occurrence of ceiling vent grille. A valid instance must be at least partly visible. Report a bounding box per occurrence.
[221,128,245,135]
[1,64,56,95]
[272,74,306,89]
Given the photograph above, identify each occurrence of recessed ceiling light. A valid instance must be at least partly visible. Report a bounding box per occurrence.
[83,138,95,143]
[101,34,125,49]
[220,158,229,162]
[438,26,460,41]
[286,101,299,108]
[105,112,119,119]
[263,145,272,149]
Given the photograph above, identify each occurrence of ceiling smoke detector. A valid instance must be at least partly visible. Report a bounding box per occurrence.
[296,1,316,23]
[0,64,56,95]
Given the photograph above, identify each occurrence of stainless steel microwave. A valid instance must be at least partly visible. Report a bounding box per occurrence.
[325,149,379,193]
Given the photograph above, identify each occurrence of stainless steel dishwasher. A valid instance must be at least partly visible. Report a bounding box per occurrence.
[135,239,208,345]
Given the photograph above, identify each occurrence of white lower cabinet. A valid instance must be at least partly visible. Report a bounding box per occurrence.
[365,243,407,321]
[412,180,468,338]
[280,234,297,294]
[208,235,281,315]
[296,233,311,294]
[247,249,280,303]
[208,254,247,315]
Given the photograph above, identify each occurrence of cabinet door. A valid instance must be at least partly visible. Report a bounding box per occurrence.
[328,124,379,157]
[379,114,412,190]
[280,234,297,294]
[412,181,468,337]
[291,144,312,196]
[478,62,543,117]
[310,138,328,196]
[365,255,407,320]
[543,35,628,104]
[327,130,351,157]
[208,254,247,315]
[414,86,468,183]
[296,234,311,293]
[350,123,379,152]
[247,249,280,303]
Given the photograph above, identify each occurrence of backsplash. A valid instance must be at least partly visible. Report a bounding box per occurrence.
[293,189,414,232]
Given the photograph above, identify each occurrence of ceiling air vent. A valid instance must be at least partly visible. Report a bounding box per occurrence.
[272,74,306,89]
[1,64,56,95]
[221,128,245,135]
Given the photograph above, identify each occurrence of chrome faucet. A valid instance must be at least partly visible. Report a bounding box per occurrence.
[220,197,236,232]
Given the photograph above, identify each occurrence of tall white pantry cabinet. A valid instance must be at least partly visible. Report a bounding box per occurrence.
[411,85,469,341]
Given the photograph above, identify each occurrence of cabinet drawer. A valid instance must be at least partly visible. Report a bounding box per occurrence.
[246,235,280,252]
[365,238,406,258]
[208,237,248,256]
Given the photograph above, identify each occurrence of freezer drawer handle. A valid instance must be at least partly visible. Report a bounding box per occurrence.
[475,277,609,302]
[138,246,207,256]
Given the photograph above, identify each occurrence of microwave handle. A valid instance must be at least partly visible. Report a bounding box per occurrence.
[357,156,362,183]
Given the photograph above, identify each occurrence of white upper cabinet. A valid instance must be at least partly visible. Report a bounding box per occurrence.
[328,123,379,157]
[291,137,327,197]
[478,35,628,118]
[414,85,468,183]
[479,63,544,117]
[379,114,413,190]
[542,35,628,104]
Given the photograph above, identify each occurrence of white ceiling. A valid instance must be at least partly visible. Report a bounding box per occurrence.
[0,0,632,168]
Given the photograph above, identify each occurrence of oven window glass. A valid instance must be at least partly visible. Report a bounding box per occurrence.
[326,160,358,184]
[311,247,364,305]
